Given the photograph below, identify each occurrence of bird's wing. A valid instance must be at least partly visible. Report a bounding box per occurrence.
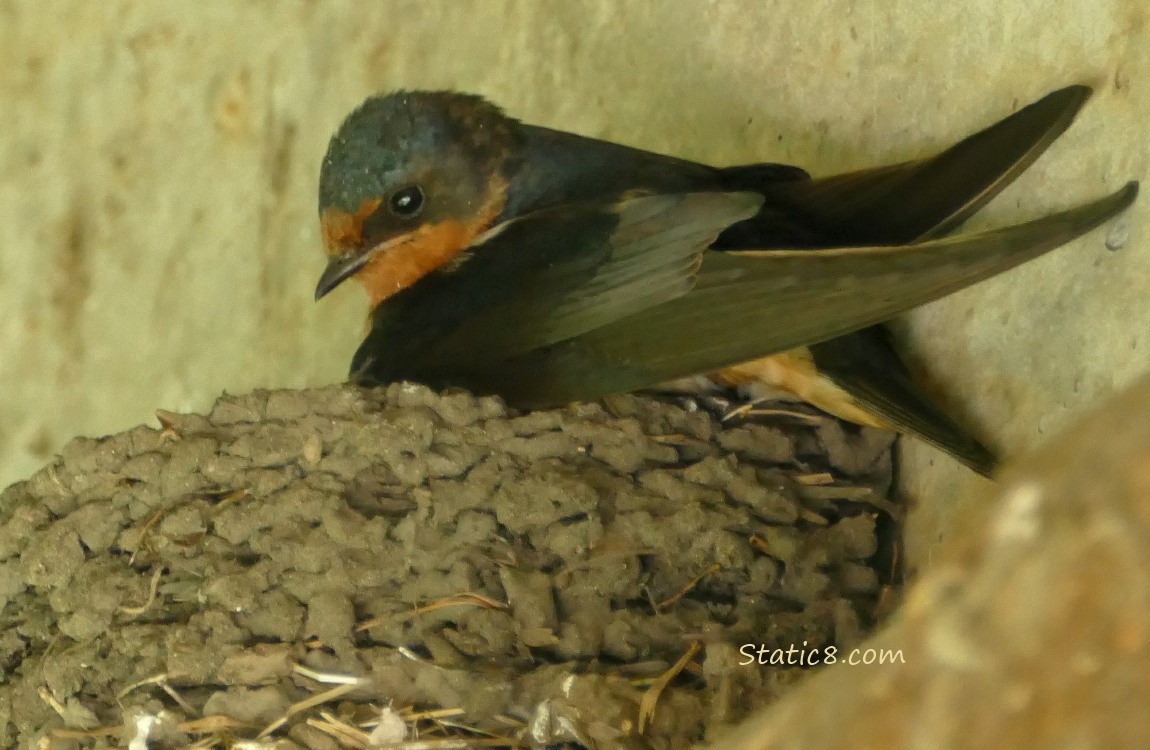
[353,191,762,381]
[451,182,1136,405]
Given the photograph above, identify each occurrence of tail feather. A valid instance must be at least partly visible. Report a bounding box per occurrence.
[808,328,998,476]
[717,85,1092,250]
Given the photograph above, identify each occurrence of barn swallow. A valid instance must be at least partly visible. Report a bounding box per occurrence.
[315,85,1137,477]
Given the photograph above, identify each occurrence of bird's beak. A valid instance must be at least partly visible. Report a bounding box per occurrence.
[315,251,371,300]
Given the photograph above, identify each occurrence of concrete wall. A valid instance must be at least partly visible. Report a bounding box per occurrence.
[1,1,1145,568]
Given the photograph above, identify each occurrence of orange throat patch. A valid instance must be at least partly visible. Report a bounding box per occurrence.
[322,180,508,309]
[357,220,477,307]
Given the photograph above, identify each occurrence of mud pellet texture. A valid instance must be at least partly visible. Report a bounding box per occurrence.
[0,384,898,749]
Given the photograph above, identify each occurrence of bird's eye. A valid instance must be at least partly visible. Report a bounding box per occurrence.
[388,185,424,218]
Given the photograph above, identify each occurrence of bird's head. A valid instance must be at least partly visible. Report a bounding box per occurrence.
[315,91,518,305]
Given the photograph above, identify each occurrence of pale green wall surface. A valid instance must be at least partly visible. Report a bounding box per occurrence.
[0,0,1145,567]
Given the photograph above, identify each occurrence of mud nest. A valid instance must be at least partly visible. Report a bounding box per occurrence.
[0,384,898,749]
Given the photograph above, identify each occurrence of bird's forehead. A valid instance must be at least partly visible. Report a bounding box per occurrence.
[318,91,507,215]
[319,96,443,213]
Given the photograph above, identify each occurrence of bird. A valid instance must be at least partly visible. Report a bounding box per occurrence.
[313,85,1136,478]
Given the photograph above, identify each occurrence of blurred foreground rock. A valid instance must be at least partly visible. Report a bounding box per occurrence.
[717,374,1150,750]
[0,384,896,749]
